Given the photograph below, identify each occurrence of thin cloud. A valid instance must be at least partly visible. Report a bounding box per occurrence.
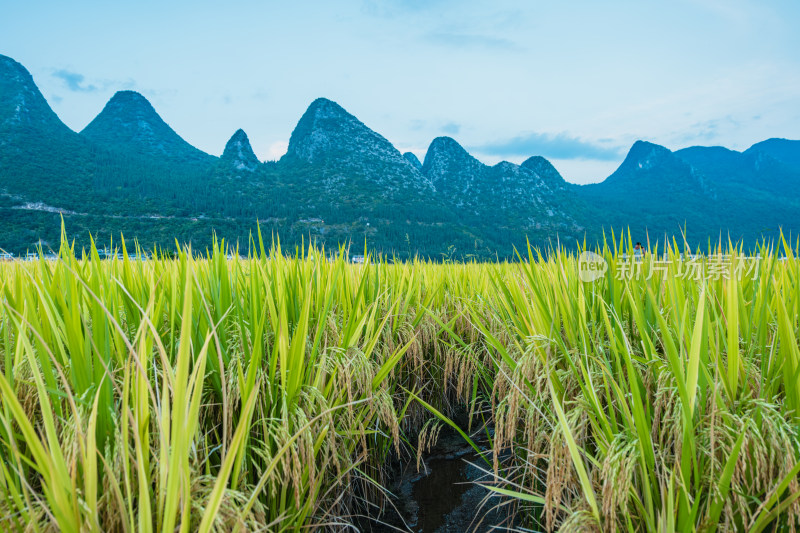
[52,69,98,92]
[475,132,623,161]
[441,121,461,135]
[425,32,521,51]
[362,0,450,16]
[677,115,742,144]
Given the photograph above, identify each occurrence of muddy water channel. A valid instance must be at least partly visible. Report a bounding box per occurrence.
[361,426,515,532]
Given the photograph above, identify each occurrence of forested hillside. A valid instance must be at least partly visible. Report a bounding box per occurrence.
[2,54,799,257]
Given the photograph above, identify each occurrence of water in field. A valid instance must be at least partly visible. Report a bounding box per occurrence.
[412,453,473,532]
[361,425,513,532]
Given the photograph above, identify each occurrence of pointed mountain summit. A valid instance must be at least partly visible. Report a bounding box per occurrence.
[422,136,567,197]
[282,97,433,191]
[422,137,485,188]
[0,54,73,137]
[81,91,213,165]
[221,129,259,172]
[0,55,97,214]
[596,140,712,196]
[403,152,422,170]
[521,156,567,185]
[271,97,479,250]
[577,140,719,234]
[420,137,580,232]
[0,57,201,229]
[284,98,421,174]
[421,136,493,209]
[606,141,676,181]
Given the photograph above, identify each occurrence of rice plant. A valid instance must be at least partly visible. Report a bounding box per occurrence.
[475,236,800,532]
[0,228,798,531]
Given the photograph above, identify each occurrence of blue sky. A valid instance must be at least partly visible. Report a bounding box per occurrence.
[2,0,799,183]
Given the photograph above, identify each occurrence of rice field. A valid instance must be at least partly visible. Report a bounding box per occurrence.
[1,231,800,532]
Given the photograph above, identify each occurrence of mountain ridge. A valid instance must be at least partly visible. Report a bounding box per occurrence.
[1,54,799,256]
[81,90,215,166]
[0,55,74,137]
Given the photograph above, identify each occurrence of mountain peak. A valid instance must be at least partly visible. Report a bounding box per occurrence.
[81,90,213,164]
[0,54,72,135]
[596,139,714,200]
[221,129,259,172]
[426,136,470,156]
[87,90,161,125]
[107,89,151,104]
[614,140,674,174]
[0,54,30,79]
[403,152,422,170]
[284,98,415,173]
[306,97,348,117]
[628,139,670,156]
[286,98,366,162]
[279,97,435,217]
[521,156,566,184]
[422,137,482,180]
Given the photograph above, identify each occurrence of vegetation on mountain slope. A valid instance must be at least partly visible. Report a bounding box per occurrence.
[2,54,800,257]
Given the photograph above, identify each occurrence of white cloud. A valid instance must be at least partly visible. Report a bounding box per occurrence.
[266,141,289,161]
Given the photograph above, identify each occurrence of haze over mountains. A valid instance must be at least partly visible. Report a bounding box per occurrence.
[1,53,799,257]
